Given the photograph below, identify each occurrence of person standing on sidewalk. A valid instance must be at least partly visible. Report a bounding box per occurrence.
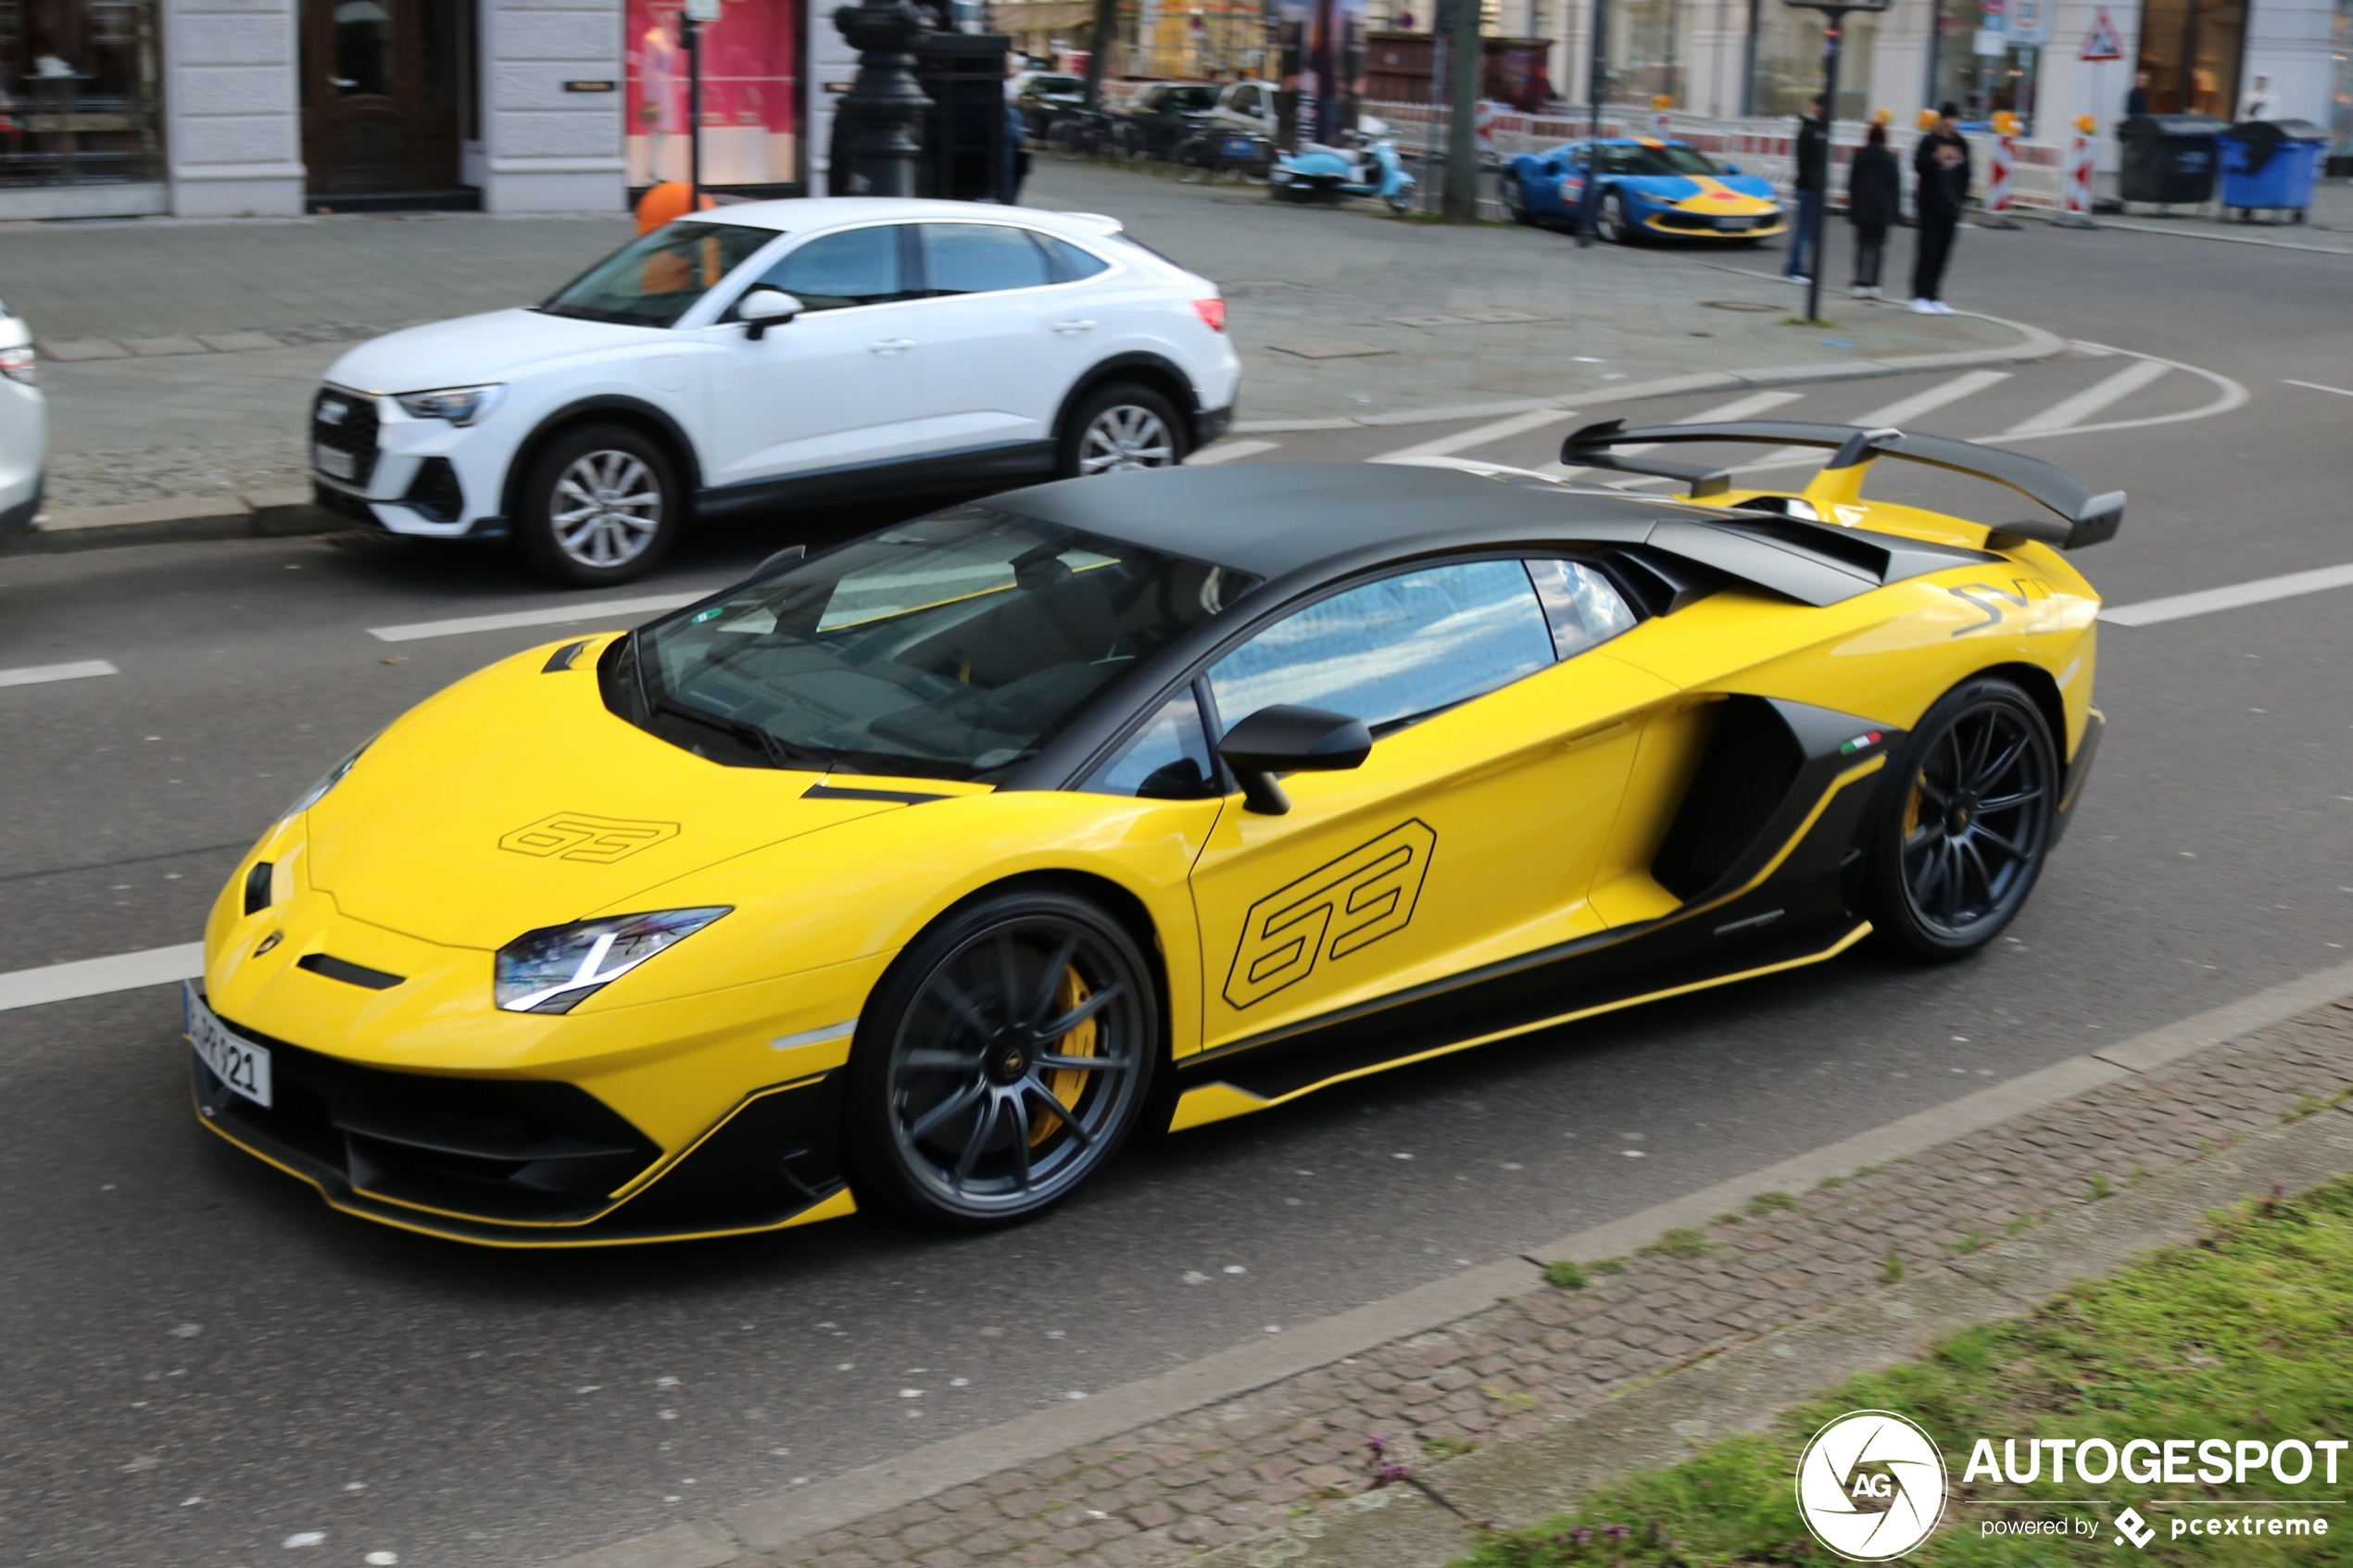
[1785,95,1829,283]
[1910,104,1970,314]
[1846,122,1899,296]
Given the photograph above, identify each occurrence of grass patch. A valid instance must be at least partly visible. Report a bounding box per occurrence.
[1542,1260,1591,1290]
[1591,1257,1628,1276]
[1879,1252,1904,1285]
[1456,1177,2353,1566]
[1643,1228,1718,1261]
[1747,1191,1802,1217]
[1425,1435,1485,1460]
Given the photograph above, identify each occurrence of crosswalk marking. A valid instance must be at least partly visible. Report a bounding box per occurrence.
[1187,439,1281,466]
[2284,379,2353,399]
[368,593,706,644]
[1848,369,2012,429]
[0,942,205,1013]
[1999,358,2171,436]
[0,659,119,689]
[1371,408,1577,464]
[2101,561,2353,627]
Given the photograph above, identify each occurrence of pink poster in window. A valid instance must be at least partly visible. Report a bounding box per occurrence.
[626,0,802,187]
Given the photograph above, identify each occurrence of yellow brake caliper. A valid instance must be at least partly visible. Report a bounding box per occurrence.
[1030,967,1096,1146]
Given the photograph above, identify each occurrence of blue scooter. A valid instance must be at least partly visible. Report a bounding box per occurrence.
[1268,127,1417,213]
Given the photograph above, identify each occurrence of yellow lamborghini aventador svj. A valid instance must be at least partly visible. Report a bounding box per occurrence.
[189,422,2114,1245]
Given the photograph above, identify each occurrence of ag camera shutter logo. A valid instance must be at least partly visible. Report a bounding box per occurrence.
[1795,1411,1948,1561]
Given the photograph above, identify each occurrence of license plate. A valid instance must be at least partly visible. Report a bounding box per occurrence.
[313,443,356,480]
[1223,137,1256,157]
[186,983,272,1109]
[1717,217,1756,230]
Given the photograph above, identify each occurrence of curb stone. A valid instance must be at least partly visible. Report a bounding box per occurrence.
[541,960,2353,1568]
[2,314,2065,557]
[1188,1105,2353,1568]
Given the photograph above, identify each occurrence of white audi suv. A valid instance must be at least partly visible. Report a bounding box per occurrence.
[309,198,1240,584]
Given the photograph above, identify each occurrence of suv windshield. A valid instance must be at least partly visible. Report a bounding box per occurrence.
[621,508,1258,782]
[539,221,774,328]
[1599,144,1720,177]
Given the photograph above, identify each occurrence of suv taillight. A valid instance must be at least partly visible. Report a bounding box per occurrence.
[1190,298,1226,332]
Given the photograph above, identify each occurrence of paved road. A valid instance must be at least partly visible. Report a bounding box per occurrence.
[1,218,2350,1568]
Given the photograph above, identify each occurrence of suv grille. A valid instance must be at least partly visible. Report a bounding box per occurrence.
[311,387,380,487]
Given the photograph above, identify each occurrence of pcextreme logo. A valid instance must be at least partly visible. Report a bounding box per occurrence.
[1795,1411,1948,1561]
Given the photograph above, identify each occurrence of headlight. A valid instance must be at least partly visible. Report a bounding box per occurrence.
[495,908,731,1014]
[394,384,505,426]
[0,345,35,386]
[280,738,371,822]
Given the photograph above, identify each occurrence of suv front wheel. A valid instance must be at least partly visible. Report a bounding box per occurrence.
[515,422,682,586]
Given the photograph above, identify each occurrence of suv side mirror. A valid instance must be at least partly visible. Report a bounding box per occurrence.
[738,288,804,340]
[1218,704,1371,815]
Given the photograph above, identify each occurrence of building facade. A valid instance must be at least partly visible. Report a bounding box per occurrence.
[1,0,827,220]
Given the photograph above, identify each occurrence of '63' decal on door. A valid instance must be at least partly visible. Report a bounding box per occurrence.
[1222,821,1437,1010]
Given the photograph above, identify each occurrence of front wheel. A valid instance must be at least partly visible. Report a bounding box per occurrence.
[1384,182,1415,214]
[842,890,1160,1228]
[1058,382,1185,477]
[1861,676,2058,960]
[1597,189,1631,244]
[513,423,681,586]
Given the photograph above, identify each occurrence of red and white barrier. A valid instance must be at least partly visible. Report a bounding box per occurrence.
[1986,114,2016,214]
[2060,114,2098,226]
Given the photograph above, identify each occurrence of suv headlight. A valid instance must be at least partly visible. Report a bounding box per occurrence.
[394,384,505,426]
[495,908,731,1014]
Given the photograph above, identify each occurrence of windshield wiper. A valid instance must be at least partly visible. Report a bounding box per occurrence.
[654,697,827,771]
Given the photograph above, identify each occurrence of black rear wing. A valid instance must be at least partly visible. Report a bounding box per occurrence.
[1561,419,2124,550]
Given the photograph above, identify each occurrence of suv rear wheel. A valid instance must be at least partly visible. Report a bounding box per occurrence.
[515,422,681,586]
[1058,382,1185,478]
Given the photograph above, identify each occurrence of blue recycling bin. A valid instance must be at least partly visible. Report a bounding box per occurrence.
[2218,119,2327,220]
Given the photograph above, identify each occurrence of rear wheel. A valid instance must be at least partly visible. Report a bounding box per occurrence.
[1057,382,1184,477]
[1500,170,1531,224]
[514,422,681,586]
[1862,676,2057,960]
[843,890,1159,1227]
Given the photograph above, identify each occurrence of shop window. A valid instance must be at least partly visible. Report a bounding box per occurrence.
[1747,0,1876,120]
[627,0,803,193]
[2134,0,2246,115]
[0,0,165,186]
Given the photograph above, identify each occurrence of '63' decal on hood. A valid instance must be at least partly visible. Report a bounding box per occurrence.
[1223,821,1437,1010]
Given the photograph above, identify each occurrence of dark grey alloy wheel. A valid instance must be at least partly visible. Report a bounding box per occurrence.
[1865,677,2057,960]
[1059,383,1184,478]
[1598,188,1630,244]
[846,892,1158,1226]
[516,422,681,586]
[1500,170,1530,223]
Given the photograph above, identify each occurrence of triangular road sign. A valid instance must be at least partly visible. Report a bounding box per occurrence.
[2082,7,2124,60]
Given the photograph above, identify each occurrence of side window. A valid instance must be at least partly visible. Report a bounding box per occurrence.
[1525,558,1637,659]
[921,223,1054,295]
[1082,686,1218,799]
[750,226,905,312]
[1206,559,1555,734]
[1232,85,1259,115]
[1038,234,1110,282]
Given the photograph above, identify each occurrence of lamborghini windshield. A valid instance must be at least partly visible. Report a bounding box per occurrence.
[623,508,1257,782]
[1598,144,1720,177]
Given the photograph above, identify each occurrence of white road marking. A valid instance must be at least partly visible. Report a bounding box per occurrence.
[1545,390,1806,480]
[2284,379,2353,398]
[1184,439,1281,466]
[1849,369,2012,428]
[0,659,119,689]
[2101,561,2353,627]
[367,593,704,644]
[1370,408,1575,463]
[1998,358,2171,435]
[0,942,205,1013]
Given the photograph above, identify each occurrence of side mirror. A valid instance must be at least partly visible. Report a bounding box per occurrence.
[1723,161,1743,173]
[1218,704,1371,816]
[751,542,806,579]
[738,288,804,340]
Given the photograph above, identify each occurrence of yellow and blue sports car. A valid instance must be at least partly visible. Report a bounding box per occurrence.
[1500,137,1787,244]
[190,422,2115,1246]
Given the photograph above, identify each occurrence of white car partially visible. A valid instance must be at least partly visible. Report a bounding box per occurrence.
[0,300,44,542]
[310,197,1241,585]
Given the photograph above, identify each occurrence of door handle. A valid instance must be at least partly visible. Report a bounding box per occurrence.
[1051,319,1098,334]
[870,338,915,355]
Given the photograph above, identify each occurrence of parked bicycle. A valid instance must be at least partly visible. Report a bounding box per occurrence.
[1045,108,1117,161]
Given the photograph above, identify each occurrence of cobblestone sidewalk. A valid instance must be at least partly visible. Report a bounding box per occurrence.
[0,169,2039,516]
[722,996,2353,1568]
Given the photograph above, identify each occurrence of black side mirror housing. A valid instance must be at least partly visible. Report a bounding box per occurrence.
[1217,704,1372,815]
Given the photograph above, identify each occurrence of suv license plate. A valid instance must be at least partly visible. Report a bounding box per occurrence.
[313,444,356,480]
[186,982,272,1109]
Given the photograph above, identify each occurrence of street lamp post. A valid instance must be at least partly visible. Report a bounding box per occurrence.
[683,0,718,207]
[833,0,935,196]
[1577,0,1607,246]
[1782,0,1889,324]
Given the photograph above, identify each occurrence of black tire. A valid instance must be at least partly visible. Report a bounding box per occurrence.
[1598,189,1631,244]
[513,422,681,586]
[842,888,1161,1228]
[1500,170,1531,224]
[1861,675,2058,960]
[1049,119,1087,160]
[1056,381,1186,477]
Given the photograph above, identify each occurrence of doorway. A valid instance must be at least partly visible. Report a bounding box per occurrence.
[301,0,472,205]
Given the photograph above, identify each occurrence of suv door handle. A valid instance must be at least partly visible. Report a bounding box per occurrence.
[1051,319,1098,334]
[870,338,915,355]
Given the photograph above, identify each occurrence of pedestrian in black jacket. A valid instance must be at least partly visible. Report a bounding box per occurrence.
[1910,103,1971,313]
[1784,95,1829,282]
[1846,123,1899,296]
